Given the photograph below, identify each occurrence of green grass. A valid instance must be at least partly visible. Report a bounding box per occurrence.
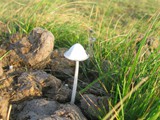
[0,0,160,119]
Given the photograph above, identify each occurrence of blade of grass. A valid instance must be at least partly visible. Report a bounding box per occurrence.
[0,50,11,61]
[102,77,148,120]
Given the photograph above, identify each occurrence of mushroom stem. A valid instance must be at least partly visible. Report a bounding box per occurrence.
[70,61,79,104]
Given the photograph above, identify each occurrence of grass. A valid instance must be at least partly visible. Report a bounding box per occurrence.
[0,0,160,119]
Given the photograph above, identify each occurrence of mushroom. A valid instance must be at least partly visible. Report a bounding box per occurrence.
[64,43,89,104]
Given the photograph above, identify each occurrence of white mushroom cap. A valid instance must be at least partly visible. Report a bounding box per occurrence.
[64,43,89,61]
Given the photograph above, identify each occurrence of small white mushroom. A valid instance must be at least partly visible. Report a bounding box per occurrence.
[64,43,89,104]
[9,65,13,70]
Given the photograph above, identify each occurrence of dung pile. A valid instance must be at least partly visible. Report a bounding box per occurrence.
[0,27,88,120]
[0,27,110,120]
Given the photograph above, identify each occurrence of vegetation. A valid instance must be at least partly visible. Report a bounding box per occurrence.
[0,0,160,119]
